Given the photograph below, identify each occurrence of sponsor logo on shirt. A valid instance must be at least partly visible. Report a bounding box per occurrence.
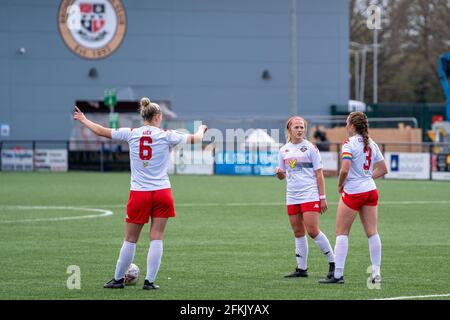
[300,146,307,152]
[289,159,297,169]
[143,162,149,168]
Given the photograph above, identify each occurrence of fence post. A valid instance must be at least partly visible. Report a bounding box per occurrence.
[429,143,433,181]
[32,140,36,172]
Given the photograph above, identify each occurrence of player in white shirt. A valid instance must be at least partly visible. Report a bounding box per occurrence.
[276,116,335,280]
[73,97,207,290]
[320,112,388,284]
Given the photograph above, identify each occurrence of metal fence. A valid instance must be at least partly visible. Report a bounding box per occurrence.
[1,140,450,181]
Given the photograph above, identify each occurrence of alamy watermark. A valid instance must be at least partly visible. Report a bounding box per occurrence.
[66,265,81,290]
[366,5,382,30]
[170,121,282,166]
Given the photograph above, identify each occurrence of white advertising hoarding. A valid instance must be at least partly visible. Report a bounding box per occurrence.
[34,149,68,172]
[320,151,338,171]
[1,149,33,171]
[173,149,214,175]
[384,152,430,180]
[432,172,450,180]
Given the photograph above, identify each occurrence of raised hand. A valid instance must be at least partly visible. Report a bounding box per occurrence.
[73,106,87,123]
[198,124,208,133]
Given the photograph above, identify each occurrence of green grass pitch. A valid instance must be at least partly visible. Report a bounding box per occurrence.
[0,172,449,300]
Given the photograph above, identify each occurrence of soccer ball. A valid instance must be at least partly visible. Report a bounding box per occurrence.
[124,263,140,285]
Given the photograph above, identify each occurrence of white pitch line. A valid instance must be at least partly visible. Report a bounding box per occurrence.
[81,200,450,209]
[0,206,113,224]
[374,293,450,300]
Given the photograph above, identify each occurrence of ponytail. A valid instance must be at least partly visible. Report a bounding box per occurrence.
[348,111,370,150]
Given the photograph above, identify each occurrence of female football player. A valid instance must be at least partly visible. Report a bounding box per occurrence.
[320,111,387,284]
[74,97,207,290]
[276,116,335,281]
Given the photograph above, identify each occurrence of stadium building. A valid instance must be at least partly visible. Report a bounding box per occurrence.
[0,0,349,141]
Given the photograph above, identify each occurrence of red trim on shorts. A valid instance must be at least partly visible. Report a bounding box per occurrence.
[125,188,175,224]
[287,201,321,215]
[341,189,379,211]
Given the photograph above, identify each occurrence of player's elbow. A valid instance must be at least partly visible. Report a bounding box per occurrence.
[98,128,112,139]
[188,134,200,144]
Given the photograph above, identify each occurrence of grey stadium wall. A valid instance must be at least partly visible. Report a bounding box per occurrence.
[0,0,349,141]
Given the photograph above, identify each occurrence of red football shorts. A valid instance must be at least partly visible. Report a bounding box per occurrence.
[342,189,379,211]
[125,188,175,224]
[287,201,321,215]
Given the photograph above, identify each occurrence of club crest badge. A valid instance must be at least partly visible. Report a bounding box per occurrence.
[58,0,126,59]
[300,146,307,152]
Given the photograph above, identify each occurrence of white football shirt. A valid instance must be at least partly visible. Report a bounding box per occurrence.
[341,134,384,194]
[111,126,188,191]
[278,140,323,205]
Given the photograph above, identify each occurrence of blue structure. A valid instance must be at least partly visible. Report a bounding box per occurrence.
[438,52,450,120]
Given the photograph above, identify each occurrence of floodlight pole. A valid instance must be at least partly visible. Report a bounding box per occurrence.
[360,46,367,102]
[289,0,298,116]
[354,50,360,101]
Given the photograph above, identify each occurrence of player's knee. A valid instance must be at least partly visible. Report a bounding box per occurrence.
[293,230,306,238]
[336,231,349,237]
[308,229,319,238]
[125,236,139,243]
[366,230,378,238]
[150,232,164,241]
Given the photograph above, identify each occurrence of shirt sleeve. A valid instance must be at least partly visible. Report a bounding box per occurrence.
[278,149,286,172]
[166,130,189,146]
[372,142,384,163]
[111,128,133,142]
[341,140,353,161]
[311,145,323,170]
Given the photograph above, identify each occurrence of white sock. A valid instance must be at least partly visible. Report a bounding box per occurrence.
[334,235,348,278]
[145,240,163,282]
[368,234,382,277]
[313,231,335,263]
[114,240,136,280]
[295,236,308,270]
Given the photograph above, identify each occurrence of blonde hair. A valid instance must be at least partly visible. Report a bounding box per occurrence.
[285,116,307,143]
[348,111,370,150]
[139,97,161,121]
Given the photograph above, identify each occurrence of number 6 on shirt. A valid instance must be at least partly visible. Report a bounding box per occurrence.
[139,136,152,160]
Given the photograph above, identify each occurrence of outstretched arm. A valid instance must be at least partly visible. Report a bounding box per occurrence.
[73,106,112,139]
[187,125,208,144]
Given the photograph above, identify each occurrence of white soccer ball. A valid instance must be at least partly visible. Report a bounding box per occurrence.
[124,263,140,285]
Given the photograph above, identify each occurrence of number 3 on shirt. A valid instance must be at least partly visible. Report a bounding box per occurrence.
[363,147,372,170]
[139,137,152,160]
